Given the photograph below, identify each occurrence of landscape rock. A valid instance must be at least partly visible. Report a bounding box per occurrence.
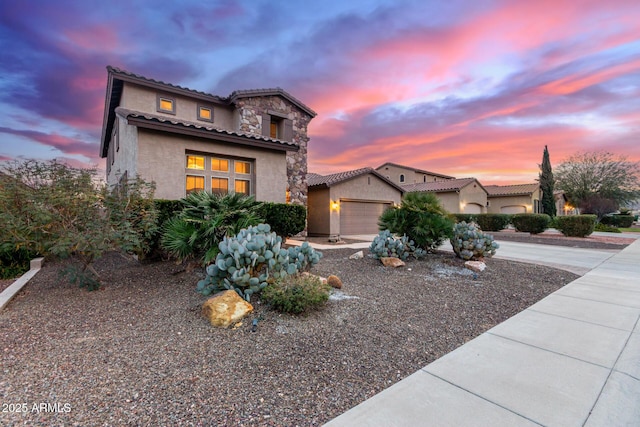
[465,261,486,273]
[349,251,364,260]
[380,257,405,268]
[202,290,253,328]
[327,275,343,289]
[301,271,328,285]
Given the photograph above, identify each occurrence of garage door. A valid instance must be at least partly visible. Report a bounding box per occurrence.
[463,203,483,214]
[501,205,526,214]
[340,201,391,235]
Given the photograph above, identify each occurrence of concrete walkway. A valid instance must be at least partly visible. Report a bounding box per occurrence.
[324,239,640,427]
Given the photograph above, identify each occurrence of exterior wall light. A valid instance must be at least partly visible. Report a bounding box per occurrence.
[331,200,340,211]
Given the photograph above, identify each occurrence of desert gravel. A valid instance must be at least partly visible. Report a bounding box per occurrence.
[1,248,579,426]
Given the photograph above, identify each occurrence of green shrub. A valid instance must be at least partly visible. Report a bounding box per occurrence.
[556,215,597,237]
[379,192,454,252]
[0,248,34,279]
[197,224,322,301]
[475,214,512,231]
[256,203,306,238]
[261,274,330,314]
[161,192,263,265]
[450,222,499,260]
[368,230,426,260]
[594,222,621,233]
[511,214,551,234]
[601,214,634,228]
[451,213,478,223]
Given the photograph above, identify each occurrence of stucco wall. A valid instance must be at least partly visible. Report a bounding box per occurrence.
[135,129,287,201]
[331,174,403,202]
[434,192,461,214]
[107,115,138,186]
[307,188,330,236]
[119,83,235,130]
[488,195,534,213]
[459,183,488,213]
[376,164,451,185]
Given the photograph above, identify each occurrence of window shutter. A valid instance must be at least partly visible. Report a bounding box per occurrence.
[283,119,293,141]
[261,114,271,137]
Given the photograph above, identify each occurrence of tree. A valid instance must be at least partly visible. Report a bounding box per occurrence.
[538,145,557,217]
[555,151,640,214]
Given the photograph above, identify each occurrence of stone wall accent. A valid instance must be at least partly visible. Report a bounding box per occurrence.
[234,96,313,207]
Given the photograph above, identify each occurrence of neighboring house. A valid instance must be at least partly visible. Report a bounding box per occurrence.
[375,162,455,185]
[307,167,404,236]
[402,178,488,214]
[554,190,575,216]
[99,66,316,203]
[485,183,542,214]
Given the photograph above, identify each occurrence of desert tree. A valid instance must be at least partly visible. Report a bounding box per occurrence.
[538,145,557,217]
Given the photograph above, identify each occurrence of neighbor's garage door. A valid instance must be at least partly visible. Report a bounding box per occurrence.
[501,205,526,214]
[463,203,483,214]
[340,201,391,235]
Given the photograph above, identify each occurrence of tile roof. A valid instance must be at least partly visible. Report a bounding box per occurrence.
[308,167,405,192]
[485,183,540,196]
[376,162,455,179]
[402,177,481,192]
[115,107,298,150]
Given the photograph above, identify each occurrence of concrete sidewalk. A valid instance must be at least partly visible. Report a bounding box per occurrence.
[324,239,640,427]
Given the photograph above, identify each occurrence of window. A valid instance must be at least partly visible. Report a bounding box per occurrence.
[198,105,213,122]
[270,121,278,138]
[211,158,229,172]
[186,155,205,170]
[399,174,405,183]
[186,175,204,194]
[423,176,427,182]
[235,161,251,174]
[211,178,229,194]
[157,95,176,114]
[235,180,250,195]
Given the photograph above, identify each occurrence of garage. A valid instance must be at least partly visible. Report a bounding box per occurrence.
[340,200,391,235]
[501,205,526,214]
[463,203,483,214]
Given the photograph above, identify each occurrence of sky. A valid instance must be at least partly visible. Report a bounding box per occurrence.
[0,0,639,185]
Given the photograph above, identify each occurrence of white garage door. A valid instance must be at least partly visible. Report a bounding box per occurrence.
[463,203,483,214]
[340,201,391,235]
[501,205,526,214]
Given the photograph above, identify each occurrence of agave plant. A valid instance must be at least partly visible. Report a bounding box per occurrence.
[161,191,264,265]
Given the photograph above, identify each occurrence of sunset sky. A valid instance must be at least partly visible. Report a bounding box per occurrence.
[1,0,638,184]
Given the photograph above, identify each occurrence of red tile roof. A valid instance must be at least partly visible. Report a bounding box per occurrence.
[485,183,540,196]
[402,177,483,192]
[308,167,405,192]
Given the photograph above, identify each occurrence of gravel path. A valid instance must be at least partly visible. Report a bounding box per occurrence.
[1,249,578,426]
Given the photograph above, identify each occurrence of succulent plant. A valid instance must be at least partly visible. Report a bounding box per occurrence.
[197,224,322,301]
[450,221,499,261]
[368,230,427,260]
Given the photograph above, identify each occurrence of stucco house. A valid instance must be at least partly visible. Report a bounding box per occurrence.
[402,178,488,214]
[307,167,404,236]
[99,66,316,203]
[485,183,542,214]
[375,162,454,185]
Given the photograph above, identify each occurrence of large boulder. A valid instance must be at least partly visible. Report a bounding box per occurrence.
[380,257,405,268]
[202,290,253,328]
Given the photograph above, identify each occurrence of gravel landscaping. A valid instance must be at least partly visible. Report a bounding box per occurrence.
[2,248,579,426]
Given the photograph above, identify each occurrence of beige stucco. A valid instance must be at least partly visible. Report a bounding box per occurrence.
[307,188,330,236]
[487,188,541,214]
[458,182,488,213]
[376,164,451,185]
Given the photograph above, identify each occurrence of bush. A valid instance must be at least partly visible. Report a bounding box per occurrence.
[261,273,330,315]
[450,213,478,223]
[475,214,512,231]
[256,203,306,238]
[0,248,34,279]
[450,222,499,260]
[379,192,454,252]
[197,224,322,301]
[594,222,621,233]
[556,215,597,237]
[601,214,634,228]
[161,192,263,265]
[511,214,551,234]
[368,230,426,260]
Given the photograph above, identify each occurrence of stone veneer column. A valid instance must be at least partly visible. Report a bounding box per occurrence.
[235,96,312,207]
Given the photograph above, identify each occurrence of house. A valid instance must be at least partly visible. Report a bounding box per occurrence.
[375,162,455,185]
[554,190,575,216]
[485,183,542,214]
[99,66,316,203]
[307,167,404,236]
[402,178,489,214]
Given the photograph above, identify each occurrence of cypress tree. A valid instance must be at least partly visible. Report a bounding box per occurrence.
[539,145,557,217]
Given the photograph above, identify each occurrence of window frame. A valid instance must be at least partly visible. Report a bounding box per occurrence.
[197,104,214,122]
[185,174,205,195]
[186,154,206,170]
[157,95,176,115]
[184,152,255,197]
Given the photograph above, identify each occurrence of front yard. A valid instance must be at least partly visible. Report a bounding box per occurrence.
[1,248,578,426]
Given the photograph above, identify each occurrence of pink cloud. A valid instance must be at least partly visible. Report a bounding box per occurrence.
[0,127,98,160]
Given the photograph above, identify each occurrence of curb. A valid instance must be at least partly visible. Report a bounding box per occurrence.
[0,257,44,311]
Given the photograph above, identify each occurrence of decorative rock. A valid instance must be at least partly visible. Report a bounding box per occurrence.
[380,257,405,268]
[301,271,328,285]
[327,275,342,289]
[349,251,364,260]
[464,261,486,273]
[202,290,253,328]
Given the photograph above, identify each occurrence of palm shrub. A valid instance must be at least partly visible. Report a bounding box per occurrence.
[379,192,453,252]
[161,191,264,265]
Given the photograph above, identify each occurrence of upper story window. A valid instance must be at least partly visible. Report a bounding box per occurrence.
[235,161,251,174]
[399,174,405,183]
[186,155,205,170]
[270,119,280,138]
[211,158,229,172]
[262,111,293,141]
[157,95,176,114]
[198,105,213,122]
